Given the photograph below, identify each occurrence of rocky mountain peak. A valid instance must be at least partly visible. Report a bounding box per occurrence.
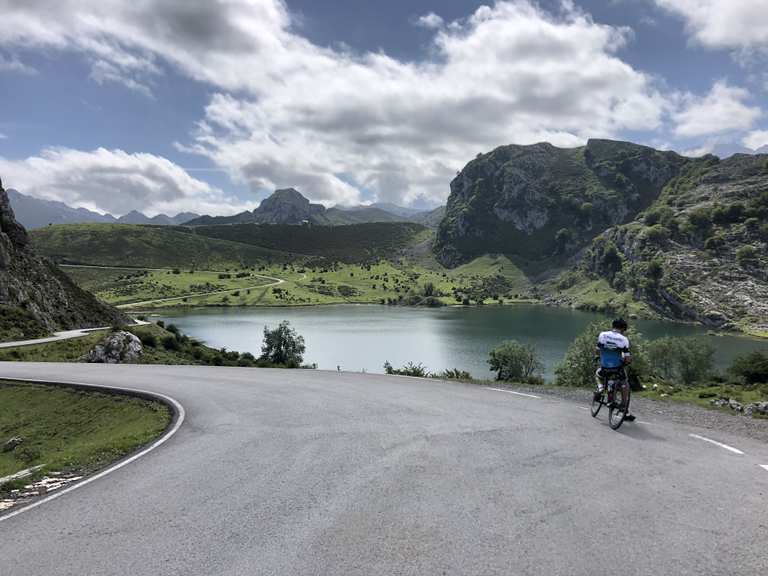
[253,188,326,224]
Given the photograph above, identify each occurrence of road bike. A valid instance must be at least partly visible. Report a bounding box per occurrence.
[591,367,631,430]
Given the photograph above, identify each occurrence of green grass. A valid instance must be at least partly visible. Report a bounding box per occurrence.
[190,221,427,263]
[0,380,170,487]
[0,332,106,362]
[0,305,50,343]
[63,266,277,306]
[639,383,768,412]
[30,224,294,270]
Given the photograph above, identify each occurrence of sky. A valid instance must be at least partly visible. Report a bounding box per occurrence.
[0,0,767,217]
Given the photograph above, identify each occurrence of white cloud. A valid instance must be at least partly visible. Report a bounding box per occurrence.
[672,81,761,137]
[0,133,6,140]
[0,0,668,206]
[0,148,250,216]
[656,0,768,49]
[415,13,445,30]
[743,129,768,150]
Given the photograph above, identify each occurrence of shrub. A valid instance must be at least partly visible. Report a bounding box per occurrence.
[432,368,473,381]
[729,351,768,385]
[156,320,165,328]
[642,225,669,245]
[383,361,429,377]
[488,341,542,382]
[647,336,714,385]
[736,245,758,267]
[260,320,306,367]
[704,234,725,251]
[139,333,158,348]
[161,335,181,351]
[166,323,180,335]
[555,322,650,388]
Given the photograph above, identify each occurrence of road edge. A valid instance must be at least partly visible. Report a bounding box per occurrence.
[0,376,186,523]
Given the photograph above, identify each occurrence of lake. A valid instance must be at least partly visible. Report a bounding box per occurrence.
[155,304,768,380]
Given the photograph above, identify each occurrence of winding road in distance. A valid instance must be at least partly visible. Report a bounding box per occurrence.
[1,363,766,575]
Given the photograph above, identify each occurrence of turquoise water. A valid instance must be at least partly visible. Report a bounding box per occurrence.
[156,304,768,380]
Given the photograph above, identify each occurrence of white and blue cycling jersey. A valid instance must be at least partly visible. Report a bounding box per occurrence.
[597,330,630,369]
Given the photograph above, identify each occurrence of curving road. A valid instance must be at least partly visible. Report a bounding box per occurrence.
[0,363,767,575]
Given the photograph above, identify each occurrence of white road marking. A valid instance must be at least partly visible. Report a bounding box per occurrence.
[487,387,541,399]
[577,406,589,410]
[0,379,186,523]
[689,434,744,455]
[760,465,768,472]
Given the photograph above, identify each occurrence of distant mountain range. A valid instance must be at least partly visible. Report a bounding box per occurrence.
[185,188,443,228]
[8,186,444,230]
[6,189,199,229]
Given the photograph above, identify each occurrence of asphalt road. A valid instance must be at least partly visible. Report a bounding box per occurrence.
[1,363,766,576]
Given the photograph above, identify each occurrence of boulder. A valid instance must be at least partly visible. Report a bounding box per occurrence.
[82,331,143,364]
[2,436,24,452]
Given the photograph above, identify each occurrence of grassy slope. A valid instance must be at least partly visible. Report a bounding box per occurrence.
[64,267,277,306]
[30,224,295,269]
[0,380,170,483]
[0,324,239,365]
[190,221,427,263]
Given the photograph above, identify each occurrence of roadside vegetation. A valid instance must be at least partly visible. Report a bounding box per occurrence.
[0,305,50,343]
[0,380,170,495]
[0,320,311,370]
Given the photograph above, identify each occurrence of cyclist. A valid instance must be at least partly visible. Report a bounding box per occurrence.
[594,318,635,421]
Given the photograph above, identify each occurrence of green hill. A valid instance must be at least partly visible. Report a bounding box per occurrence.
[30,224,296,269]
[190,222,429,263]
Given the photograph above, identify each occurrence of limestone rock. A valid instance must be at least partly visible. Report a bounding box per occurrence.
[82,331,143,364]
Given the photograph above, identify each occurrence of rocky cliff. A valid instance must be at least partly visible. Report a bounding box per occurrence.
[434,139,687,269]
[0,178,127,340]
[579,153,768,334]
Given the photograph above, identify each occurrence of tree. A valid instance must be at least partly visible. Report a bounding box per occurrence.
[260,321,306,367]
[729,351,768,385]
[647,336,714,385]
[488,340,542,382]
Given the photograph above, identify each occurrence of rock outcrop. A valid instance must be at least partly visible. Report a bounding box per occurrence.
[580,153,768,333]
[434,139,687,268]
[0,178,128,340]
[82,331,143,364]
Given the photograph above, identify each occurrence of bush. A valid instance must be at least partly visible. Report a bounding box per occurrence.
[166,323,180,335]
[729,351,768,385]
[260,320,306,367]
[139,333,158,348]
[161,335,181,351]
[432,368,473,381]
[383,361,429,377]
[555,322,650,388]
[647,336,714,385]
[488,341,542,382]
[736,245,758,267]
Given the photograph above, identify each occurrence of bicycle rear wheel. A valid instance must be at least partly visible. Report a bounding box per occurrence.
[608,385,629,430]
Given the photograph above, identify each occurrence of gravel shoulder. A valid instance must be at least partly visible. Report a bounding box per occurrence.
[483,382,768,444]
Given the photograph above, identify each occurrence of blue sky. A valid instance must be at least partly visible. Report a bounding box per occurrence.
[0,0,766,216]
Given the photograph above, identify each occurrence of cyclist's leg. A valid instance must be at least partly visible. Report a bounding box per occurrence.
[593,368,605,402]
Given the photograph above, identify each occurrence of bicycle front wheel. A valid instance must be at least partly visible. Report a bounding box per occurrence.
[608,385,629,430]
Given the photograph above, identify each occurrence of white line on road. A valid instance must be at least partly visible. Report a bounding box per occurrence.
[760,465,768,472]
[689,434,744,455]
[0,379,186,524]
[487,387,541,399]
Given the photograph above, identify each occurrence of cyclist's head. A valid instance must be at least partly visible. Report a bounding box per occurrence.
[612,318,628,332]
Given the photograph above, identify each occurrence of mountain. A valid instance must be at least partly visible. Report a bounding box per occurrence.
[435,139,688,269]
[433,138,768,333]
[6,189,198,228]
[7,189,116,228]
[0,179,127,341]
[411,205,446,229]
[368,202,423,218]
[577,153,768,333]
[186,188,408,226]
